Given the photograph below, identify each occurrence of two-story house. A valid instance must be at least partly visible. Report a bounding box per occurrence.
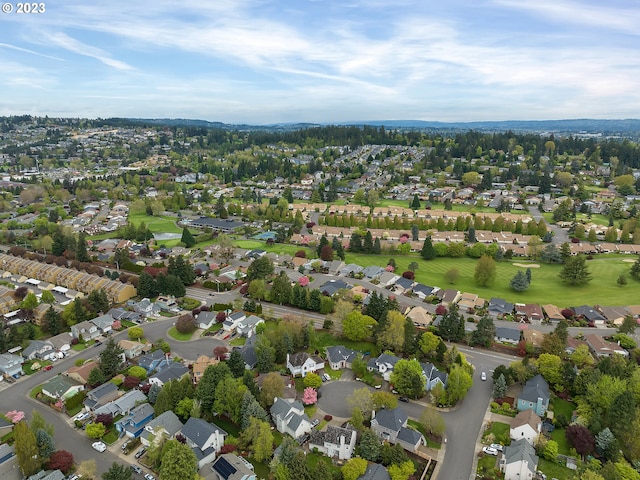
[517,375,550,417]
[70,320,100,341]
[180,417,227,469]
[510,409,541,446]
[22,340,56,362]
[192,355,220,385]
[223,311,246,332]
[118,339,150,360]
[236,315,265,338]
[499,438,539,480]
[286,352,325,378]
[211,453,256,480]
[308,425,357,460]
[270,397,314,439]
[325,346,358,370]
[367,354,400,382]
[83,382,120,411]
[116,403,154,439]
[149,362,190,387]
[94,389,147,417]
[370,407,425,453]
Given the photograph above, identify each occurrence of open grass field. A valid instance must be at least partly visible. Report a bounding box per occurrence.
[550,398,576,421]
[550,427,571,455]
[231,238,313,257]
[128,213,182,233]
[344,253,640,306]
[537,458,572,480]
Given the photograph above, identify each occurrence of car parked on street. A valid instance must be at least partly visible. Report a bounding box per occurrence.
[130,465,142,475]
[144,475,155,480]
[398,396,409,403]
[91,441,107,452]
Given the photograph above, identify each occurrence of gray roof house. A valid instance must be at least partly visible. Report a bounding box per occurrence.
[84,381,120,411]
[70,320,100,341]
[499,438,539,480]
[210,453,256,480]
[308,425,357,460]
[26,470,65,480]
[572,305,606,325]
[412,283,438,300]
[270,397,314,439]
[319,279,351,296]
[140,410,183,446]
[236,315,265,338]
[149,362,190,387]
[47,332,72,352]
[367,353,401,382]
[339,264,363,277]
[180,417,228,469]
[239,344,257,370]
[116,402,155,439]
[223,311,246,332]
[488,298,515,317]
[197,311,218,330]
[325,345,358,370]
[377,271,400,288]
[371,407,425,452]
[22,340,56,361]
[357,464,391,480]
[495,327,521,345]
[286,352,324,378]
[362,266,384,279]
[517,374,550,417]
[90,313,114,334]
[94,389,147,417]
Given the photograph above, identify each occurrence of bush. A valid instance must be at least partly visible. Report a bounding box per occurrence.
[175,314,196,334]
[324,414,333,421]
[123,375,141,390]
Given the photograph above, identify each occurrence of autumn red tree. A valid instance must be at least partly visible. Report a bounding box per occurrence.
[213,346,228,360]
[566,424,595,458]
[320,245,334,261]
[47,450,74,473]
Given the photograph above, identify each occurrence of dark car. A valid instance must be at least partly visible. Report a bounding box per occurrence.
[134,447,147,459]
[399,396,410,403]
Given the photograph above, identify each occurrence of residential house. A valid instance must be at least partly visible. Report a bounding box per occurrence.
[308,425,357,460]
[180,417,227,469]
[94,390,147,417]
[118,339,150,360]
[239,344,257,370]
[377,271,400,288]
[584,334,629,358]
[515,304,544,323]
[83,382,120,411]
[192,355,219,385]
[0,442,14,465]
[210,453,256,480]
[437,289,461,305]
[370,407,426,452]
[362,266,384,280]
[495,327,521,345]
[565,336,589,356]
[510,409,542,445]
[223,311,246,332]
[236,315,265,338]
[270,397,314,439]
[367,353,400,382]
[325,345,358,370]
[326,260,346,276]
[26,470,65,480]
[488,298,514,318]
[572,305,606,326]
[393,276,414,294]
[542,304,564,322]
[149,362,190,387]
[406,306,433,329]
[517,375,550,417]
[138,350,171,373]
[47,332,72,353]
[70,320,100,341]
[197,311,218,330]
[596,306,630,326]
[627,305,640,322]
[130,298,161,317]
[286,352,325,378]
[116,402,154,439]
[140,410,183,447]
[457,293,485,313]
[90,313,114,334]
[65,360,99,385]
[421,362,448,391]
[412,283,438,300]
[339,264,363,277]
[318,279,351,296]
[41,376,84,400]
[22,340,56,361]
[499,438,539,480]
[357,464,391,480]
[0,354,22,378]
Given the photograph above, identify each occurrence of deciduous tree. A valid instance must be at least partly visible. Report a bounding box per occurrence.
[390,359,426,398]
[559,254,592,286]
[474,255,496,287]
[159,440,198,480]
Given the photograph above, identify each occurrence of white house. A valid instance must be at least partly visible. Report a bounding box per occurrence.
[286,352,325,378]
[366,353,400,382]
[223,311,246,332]
[500,438,539,480]
[325,345,358,370]
[197,311,218,330]
[371,407,426,453]
[270,397,314,439]
[180,417,227,469]
[140,411,183,447]
[236,315,264,338]
[308,425,357,460]
[510,409,541,446]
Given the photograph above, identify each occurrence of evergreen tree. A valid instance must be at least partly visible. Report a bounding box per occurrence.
[363,231,374,253]
[316,235,329,257]
[373,237,381,254]
[630,257,640,281]
[410,194,421,210]
[270,271,292,305]
[102,462,133,480]
[35,429,55,460]
[180,227,196,248]
[99,338,124,379]
[421,236,436,260]
[467,227,476,243]
[510,271,530,291]
[331,237,345,260]
[559,255,592,286]
[14,421,40,477]
[76,233,90,262]
[227,349,246,378]
[438,304,464,342]
[470,316,495,348]
[52,230,65,257]
[493,373,507,399]
[43,306,64,335]
[349,232,362,252]
[87,290,109,315]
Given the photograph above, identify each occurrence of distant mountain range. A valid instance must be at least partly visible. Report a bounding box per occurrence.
[123,117,640,135]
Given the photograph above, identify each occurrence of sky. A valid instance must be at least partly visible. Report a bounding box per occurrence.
[1,0,639,124]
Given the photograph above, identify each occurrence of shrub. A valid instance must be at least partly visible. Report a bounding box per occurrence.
[324,415,333,421]
[123,375,141,390]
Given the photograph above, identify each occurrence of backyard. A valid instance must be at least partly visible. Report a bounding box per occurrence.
[344,253,640,306]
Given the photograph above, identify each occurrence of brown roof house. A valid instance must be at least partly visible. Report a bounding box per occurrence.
[585,334,629,358]
[192,355,220,385]
[510,409,542,445]
[65,360,100,385]
[406,306,433,329]
[542,304,564,322]
[515,304,544,323]
[286,352,325,378]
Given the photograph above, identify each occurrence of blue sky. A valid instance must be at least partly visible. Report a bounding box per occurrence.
[1,0,639,123]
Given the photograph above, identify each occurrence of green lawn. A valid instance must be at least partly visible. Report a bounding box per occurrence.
[344,253,640,306]
[167,327,194,341]
[128,213,182,233]
[477,455,499,479]
[550,428,571,456]
[550,398,576,421]
[537,458,573,480]
[407,419,441,449]
[306,452,341,476]
[231,239,313,257]
[483,421,510,445]
[212,416,241,437]
[314,331,378,357]
[247,459,270,479]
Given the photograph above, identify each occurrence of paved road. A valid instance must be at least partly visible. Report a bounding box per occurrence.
[530,205,569,245]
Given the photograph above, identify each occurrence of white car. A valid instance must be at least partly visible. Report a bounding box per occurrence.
[75,412,90,422]
[490,443,504,452]
[144,474,155,480]
[91,441,107,452]
[482,446,499,456]
[481,372,487,381]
